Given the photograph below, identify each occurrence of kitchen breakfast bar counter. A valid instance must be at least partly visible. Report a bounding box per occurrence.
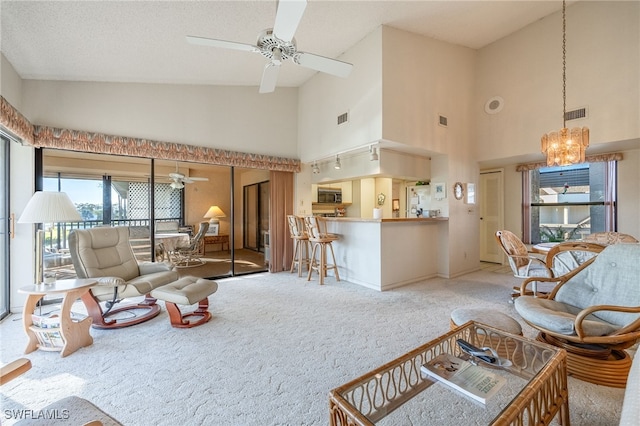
[323,217,448,291]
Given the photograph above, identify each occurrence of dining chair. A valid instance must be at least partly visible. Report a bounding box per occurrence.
[173,222,209,267]
[495,230,552,298]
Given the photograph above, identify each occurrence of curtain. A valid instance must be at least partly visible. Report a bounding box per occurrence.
[269,171,294,272]
[604,161,617,230]
[521,171,531,244]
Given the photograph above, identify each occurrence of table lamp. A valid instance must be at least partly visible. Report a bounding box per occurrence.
[203,206,225,225]
[203,205,225,236]
[18,191,82,285]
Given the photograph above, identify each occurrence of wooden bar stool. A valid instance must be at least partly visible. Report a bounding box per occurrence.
[304,216,340,285]
[287,215,310,277]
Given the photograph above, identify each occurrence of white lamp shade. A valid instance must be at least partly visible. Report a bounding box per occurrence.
[18,191,82,224]
[203,205,226,219]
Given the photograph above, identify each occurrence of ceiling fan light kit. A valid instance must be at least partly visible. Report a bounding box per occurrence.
[186,0,353,94]
[169,162,209,189]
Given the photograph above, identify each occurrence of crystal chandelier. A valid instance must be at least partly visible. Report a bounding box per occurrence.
[541,0,589,167]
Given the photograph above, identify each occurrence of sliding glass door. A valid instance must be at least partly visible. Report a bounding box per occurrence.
[243,181,270,268]
[0,135,9,319]
[40,149,270,280]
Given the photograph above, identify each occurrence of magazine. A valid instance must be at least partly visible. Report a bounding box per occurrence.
[421,353,506,404]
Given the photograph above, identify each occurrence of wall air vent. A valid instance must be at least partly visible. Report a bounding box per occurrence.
[439,115,448,127]
[565,107,588,121]
[337,112,349,125]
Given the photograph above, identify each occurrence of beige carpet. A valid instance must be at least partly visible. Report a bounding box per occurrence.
[175,249,268,279]
[0,270,627,425]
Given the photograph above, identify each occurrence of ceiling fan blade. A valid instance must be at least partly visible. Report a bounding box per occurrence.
[273,0,307,42]
[294,52,353,78]
[188,177,209,182]
[186,35,259,53]
[259,62,280,94]
[169,172,185,180]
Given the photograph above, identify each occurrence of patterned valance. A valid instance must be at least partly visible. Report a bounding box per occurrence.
[1,96,301,172]
[516,152,624,172]
[0,96,34,144]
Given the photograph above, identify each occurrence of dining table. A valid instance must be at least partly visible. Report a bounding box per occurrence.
[154,233,191,261]
[530,242,560,254]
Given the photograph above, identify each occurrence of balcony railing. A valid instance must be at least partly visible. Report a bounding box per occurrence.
[44,218,181,252]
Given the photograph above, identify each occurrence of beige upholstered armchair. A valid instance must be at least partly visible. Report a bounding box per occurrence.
[515,243,640,387]
[68,226,179,329]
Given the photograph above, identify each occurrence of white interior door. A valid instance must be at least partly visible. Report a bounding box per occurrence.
[480,170,504,263]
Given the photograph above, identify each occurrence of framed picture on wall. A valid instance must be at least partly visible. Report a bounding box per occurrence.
[465,183,476,205]
[433,182,446,200]
[207,224,219,236]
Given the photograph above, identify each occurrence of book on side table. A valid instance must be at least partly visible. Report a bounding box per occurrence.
[420,353,506,404]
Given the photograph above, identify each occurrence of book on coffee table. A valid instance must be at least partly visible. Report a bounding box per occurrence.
[420,353,506,404]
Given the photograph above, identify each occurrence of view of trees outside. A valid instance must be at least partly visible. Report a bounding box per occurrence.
[43,177,126,221]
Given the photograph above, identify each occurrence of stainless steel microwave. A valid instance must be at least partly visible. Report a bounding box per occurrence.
[317,188,342,203]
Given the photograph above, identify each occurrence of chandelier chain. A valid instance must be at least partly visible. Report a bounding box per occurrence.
[541,0,589,167]
[562,0,567,128]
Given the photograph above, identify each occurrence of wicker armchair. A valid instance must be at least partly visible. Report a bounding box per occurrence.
[515,243,640,387]
[582,232,638,246]
[544,241,605,276]
[495,230,552,298]
[173,222,209,267]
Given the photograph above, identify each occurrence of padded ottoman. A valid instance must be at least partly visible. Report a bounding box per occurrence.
[450,307,523,359]
[151,277,218,328]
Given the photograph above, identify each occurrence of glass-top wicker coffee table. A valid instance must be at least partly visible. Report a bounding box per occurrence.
[329,321,569,425]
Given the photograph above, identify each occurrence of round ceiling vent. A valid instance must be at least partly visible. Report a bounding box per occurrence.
[485,96,504,114]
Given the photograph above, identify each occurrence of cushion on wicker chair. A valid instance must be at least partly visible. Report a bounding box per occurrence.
[514,297,619,336]
[515,244,640,337]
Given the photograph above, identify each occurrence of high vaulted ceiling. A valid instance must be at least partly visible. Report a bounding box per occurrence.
[1,1,569,91]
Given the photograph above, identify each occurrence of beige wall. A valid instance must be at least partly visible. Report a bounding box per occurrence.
[381,26,476,157]
[20,80,299,158]
[1,54,23,109]
[475,1,640,163]
[184,166,231,236]
[298,27,383,162]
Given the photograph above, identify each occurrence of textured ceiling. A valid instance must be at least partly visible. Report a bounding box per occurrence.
[1,1,567,90]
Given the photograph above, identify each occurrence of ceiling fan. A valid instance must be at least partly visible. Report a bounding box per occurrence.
[169,163,208,189]
[186,0,353,93]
